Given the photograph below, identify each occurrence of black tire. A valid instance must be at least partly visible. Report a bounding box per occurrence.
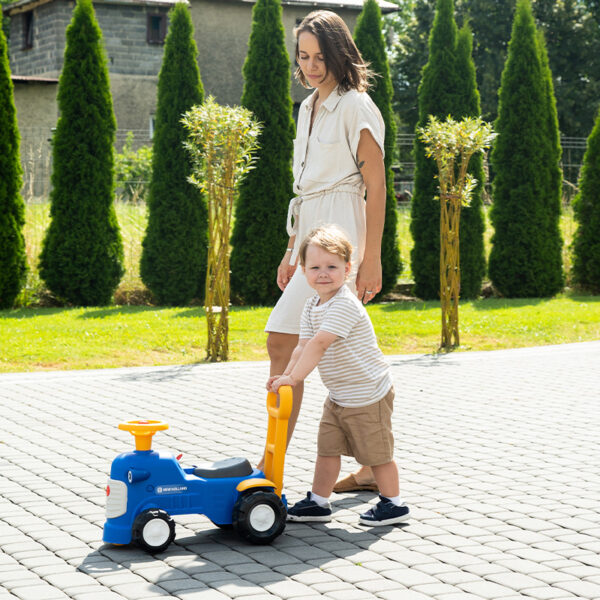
[132,509,175,553]
[232,490,286,544]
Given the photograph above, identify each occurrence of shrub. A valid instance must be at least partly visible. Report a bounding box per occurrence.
[230,0,295,305]
[489,0,563,297]
[572,107,600,291]
[354,0,402,296]
[140,2,207,305]
[114,132,152,203]
[39,0,123,306]
[0,11,27,309]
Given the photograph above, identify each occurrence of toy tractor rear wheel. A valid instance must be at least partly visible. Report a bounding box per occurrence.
[132,509,175,553]
[232,490,286,544]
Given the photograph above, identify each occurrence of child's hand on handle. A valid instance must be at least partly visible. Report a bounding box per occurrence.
[266,375,280,392]
[269,375,296,392]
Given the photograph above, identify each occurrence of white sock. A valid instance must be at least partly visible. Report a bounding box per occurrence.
[309,491,330,507]
[384,495,404,507]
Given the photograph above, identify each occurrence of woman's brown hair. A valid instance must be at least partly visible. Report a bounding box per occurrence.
[294,10,373,93]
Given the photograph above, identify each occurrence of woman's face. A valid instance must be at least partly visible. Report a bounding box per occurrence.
[297,32,336,90]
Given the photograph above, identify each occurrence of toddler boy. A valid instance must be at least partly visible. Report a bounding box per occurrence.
[267,225,409,526]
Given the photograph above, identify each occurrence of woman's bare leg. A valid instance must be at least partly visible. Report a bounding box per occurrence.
[258,332,304,469]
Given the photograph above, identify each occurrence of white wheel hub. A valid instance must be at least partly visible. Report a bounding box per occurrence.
[143,518,170,547]
[249,504,276,532]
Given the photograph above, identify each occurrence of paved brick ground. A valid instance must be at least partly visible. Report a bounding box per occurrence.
[1,341,599,600]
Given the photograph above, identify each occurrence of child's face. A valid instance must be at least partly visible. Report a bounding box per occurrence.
[303,244,350,302]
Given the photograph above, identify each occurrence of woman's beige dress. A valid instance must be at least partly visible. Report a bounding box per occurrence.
[265,86,385,335]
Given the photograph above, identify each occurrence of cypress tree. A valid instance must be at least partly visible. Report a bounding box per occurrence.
[454,24,486,299]
[39,0,123,306]
[0,11,27,309]
[489,0,563,297]
[537,31,564,292]
[230,0,295,305]
[354,0,402,297]
[141,2,206,305]
[572,107,600,291]
[411,0,460,300]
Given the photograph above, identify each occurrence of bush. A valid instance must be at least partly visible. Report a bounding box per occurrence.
[140,3,207,305]
[489,0,563,297]
[230,0,295,305]
[39,0,123,306]
[354,0,402,296]
[572,107,600,291]
[114,132,152,203]
[0,11,27,309]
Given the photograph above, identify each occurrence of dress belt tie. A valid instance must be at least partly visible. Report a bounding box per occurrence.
[285,184,363,265]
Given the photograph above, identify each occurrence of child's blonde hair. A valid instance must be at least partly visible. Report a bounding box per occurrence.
[298,225,353,266]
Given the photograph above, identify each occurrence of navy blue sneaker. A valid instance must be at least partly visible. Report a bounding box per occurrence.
[359,495,410,526]
[287,492,332,522]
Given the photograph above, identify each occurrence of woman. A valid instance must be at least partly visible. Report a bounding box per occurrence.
[265,10,387,492]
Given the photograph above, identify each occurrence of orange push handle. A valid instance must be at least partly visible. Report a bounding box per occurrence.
[118,420,168,451]
[263,386,292,497]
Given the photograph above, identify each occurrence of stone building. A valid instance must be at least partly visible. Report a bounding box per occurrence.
[2,0,398,197]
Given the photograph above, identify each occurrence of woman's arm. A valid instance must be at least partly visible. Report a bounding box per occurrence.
[356,128,386,304]
[276,235,297,290]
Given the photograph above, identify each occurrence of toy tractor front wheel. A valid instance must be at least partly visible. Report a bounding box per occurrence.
[232,490,286,544]
[132,509,175,553]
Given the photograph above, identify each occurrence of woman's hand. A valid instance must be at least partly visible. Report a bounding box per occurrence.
[277,251,297,291]
[356,254,382,304]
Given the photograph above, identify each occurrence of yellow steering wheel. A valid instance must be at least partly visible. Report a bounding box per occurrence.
[118,420,169,451]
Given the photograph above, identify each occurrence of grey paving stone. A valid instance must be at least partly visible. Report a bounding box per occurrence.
[2,344,600,600]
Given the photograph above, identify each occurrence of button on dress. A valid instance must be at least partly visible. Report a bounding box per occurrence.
[265,86,385,335]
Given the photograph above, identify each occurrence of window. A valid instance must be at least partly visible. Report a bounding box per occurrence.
[147,14,166,45]
[23,11,34,49]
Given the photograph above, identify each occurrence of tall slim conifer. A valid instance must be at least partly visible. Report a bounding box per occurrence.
[141,3,206,305]
[39,0,123,306]
[354,0,402,296]
[411,0,484,299]
[0,12,27,309]
[454,24,486,299]
[489,0,563,297]
[230,0,295,305]
[572,108,600,290]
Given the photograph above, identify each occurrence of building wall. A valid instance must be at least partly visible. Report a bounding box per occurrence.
[8,1,71,77]
[8,0,168,79]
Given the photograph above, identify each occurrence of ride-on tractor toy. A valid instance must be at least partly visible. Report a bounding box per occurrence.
[103,387,292,551]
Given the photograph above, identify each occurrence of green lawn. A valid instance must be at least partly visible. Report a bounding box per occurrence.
[2,293,598,373]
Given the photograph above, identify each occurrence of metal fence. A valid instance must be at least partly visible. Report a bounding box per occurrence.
[19,128,587,202]
[393,133,587,203]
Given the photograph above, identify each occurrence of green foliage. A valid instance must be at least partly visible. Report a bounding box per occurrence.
[140,3,207,306]
[410,0,486,299]
[184,97,262,361]
[230,0,295,305]
[354,0,402,296]
[572,108,600,290]
[114,132,153,203]
[391,0,600,137]
[454,24,486,299]
[489,0,564,297]
[39,0,123,306]
[0,11,27,309]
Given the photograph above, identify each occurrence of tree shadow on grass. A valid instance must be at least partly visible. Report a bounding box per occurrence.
[0,307,71,319]
[77,305,163,319]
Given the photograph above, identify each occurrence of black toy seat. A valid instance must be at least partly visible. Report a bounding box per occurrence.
[193,457,253,479]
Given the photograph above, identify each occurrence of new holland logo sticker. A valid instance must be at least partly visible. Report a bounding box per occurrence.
[156,485,188,495]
